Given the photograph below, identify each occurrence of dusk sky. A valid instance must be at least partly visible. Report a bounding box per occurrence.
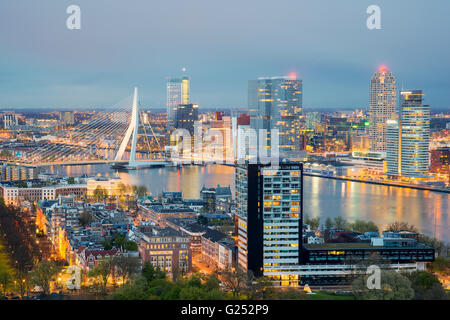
[0,0,449,110]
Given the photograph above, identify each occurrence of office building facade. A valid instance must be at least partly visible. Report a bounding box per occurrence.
[386,90,430,177]
[174,103,198,135]
[249,76,303,159]
[166,76,190,130]
[235,162,303,286]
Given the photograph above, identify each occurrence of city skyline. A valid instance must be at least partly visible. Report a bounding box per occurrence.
[0,1,449,109]
[0,0,448,304]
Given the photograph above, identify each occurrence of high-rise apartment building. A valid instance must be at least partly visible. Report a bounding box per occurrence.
[369,66,397,152]
[386,90,430,177]
[249,76,303,159]
[235,162,303,286]
[166,76,190,130]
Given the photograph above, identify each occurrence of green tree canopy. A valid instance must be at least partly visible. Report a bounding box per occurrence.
[352,270,414,300]
[29,261,60,295]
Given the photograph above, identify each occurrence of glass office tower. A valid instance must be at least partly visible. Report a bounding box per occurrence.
[399,90,430,177]
[369,66,397,152]
[249,76,303,159]
[166,76,190,130]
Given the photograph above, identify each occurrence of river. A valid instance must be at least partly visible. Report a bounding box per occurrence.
[48,164,450,243]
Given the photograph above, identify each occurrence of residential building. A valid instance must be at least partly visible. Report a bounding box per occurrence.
[201,228,234,270]
[0,181,86,206]
[136,225,192,277]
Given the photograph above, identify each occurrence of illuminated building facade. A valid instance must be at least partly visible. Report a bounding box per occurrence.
[0,183,86,206]
[249,76,303,159]
[136,225,192,277]
[430,147,450,174]
[386,90,430,177]
[235,163,303,286]
[386,120,400,175]
[398,90,430,177]
[369,67,397,152]
[166,76,190,130]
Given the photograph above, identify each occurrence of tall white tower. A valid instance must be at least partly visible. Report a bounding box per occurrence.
[369,66,397,152]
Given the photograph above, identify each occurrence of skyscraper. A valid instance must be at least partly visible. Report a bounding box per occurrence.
[166,76,190,130]
[235,162,303,286]
[369,66,397,152]
[386,120,400,175]
[174,103,198,135]
[385,90,430,177]
[399,90,430,177]
[249,76,303,159]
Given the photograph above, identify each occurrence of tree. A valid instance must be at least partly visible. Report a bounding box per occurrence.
[386,221,418,233]
[333,216,348,229]
[325,217,333,230]
[112,232,126,249]
[89,257,114,296]
[123,241,138,252]
[67,177,75,185]
[419,234,446,256]
[133,185,148,198]
[29,261,60,295]
[219,266,248,297]
[0,271,11,297]
[102,239,113,250]
[428,256,449,275]
[409,271,447,300]
[352,270,414,300]
[93,186,108,203]
[142,262,166,283]
[15,270,30,298]
[118,183,128,201]
[304,215,320,231]
[197,215,209,225]
[348,220,379,234]
[246,275,274,300]
[204,275,220,292]
[112,255,141,285]
[112,275,149,300]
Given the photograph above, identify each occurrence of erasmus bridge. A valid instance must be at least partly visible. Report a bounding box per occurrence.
[4,88,171,169]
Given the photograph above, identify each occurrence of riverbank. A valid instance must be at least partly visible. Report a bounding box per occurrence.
[303,173,450,194]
